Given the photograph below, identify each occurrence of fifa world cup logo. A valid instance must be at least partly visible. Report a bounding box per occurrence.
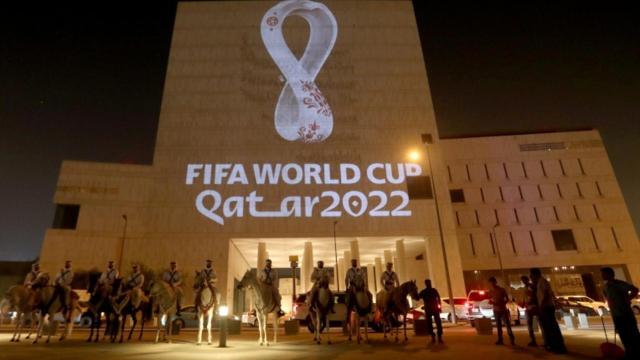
[261,0,337,143]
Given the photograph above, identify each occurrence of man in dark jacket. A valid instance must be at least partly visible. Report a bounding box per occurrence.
[601,267,639,359]
[419,279,443,343]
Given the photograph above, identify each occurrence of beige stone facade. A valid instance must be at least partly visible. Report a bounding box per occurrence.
[441,130,640,294]
[38,1,639,311]
[39,0,467,312]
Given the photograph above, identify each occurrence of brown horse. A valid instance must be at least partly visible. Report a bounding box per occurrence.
[346,273,372,343]
[376,280,419,342]
[111,280,151,343]
[309,275,334,344]
[33,284,79,344]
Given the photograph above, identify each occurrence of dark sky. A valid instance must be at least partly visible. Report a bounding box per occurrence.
[1,2,638,261]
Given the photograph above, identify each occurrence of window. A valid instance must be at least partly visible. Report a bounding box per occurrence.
[406,176,433,199]
[52,204,80,229]
[450,189,465,203]
[552,229,577,251]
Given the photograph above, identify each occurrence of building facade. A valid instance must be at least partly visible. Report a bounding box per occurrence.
[37,1,639,312]
[441,130,640,298]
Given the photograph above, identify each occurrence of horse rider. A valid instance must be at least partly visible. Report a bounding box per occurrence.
[162,261,183,315]
[201,259,218,287]
[380,262,399,292]
[24,262,42,288]
[345,259,365,292]
[125,264,145,296]
[54,260,74,313]
[309,260,334,312]
[258,259,285,317]
[96,260,119,294]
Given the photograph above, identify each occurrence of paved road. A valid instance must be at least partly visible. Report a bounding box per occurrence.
[0,324,613,360]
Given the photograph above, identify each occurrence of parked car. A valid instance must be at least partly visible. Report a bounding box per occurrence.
[241,309,258,327]
[292,292,376,333]
[408,297,468,323]
[554,297,597,317]
[557,295,609,314]
[466,289,491,319]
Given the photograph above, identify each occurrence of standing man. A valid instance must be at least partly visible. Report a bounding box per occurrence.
[380,262,400,292]
[520,275,540,347]
[258,259,285,317]
[24,262,42,288]
[488,277,514,345]
[419,279,443,343]
[601,267,640,359]
[162,261,183,316]
[202,259,218,287]
[97,260,119,293]
[54,260,74,313]
[530,268,566,354]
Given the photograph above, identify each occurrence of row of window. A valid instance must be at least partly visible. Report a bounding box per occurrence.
[453,203,621,228]
[448,180,615,204]
[466,227,622,257]
[445,157,610,184]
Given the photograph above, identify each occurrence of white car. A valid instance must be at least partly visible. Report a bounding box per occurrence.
[439,297,469,322]
[476,300,525,325]
[557,295,609,314]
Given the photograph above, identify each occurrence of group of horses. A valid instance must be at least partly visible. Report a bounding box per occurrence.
[2,270,220,345]
[3,269,420,347]
[237,269,420,346]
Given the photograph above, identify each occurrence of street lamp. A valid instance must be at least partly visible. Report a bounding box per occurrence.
[218,305,229,348]
[333,220,340,292]
[421,133,457,324]
[490,224,508,287]
[117,214,128,273]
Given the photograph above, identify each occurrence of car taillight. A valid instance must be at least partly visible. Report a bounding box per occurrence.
[465,302,470,308]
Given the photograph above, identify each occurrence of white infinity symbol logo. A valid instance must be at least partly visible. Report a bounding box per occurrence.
[261,0,337,143]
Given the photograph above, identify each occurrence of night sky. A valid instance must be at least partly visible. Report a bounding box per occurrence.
[1,2,638,261]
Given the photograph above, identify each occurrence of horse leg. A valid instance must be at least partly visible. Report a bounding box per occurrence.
[138,313,145,341]
[25,312,34,339]
[365,317,369,343]
[119,314,126,343]
[197,312,203,345]
[167,312,173,344]
[128,313,136,341]
[94,315,101,342]
[11,312,21,342]
[207,310,212,345]
[154,314,161,344]
[403,315,408,342]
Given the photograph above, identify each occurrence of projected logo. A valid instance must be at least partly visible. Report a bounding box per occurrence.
[261,0,337,143]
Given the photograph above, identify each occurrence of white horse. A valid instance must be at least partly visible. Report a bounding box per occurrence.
[194,271,220,345]
[148,281,177,344]
[237,270,280,346]
[4,285,38,342]
[33,285,79,344]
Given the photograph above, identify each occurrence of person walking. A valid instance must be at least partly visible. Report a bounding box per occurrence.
[419,279,443,343]
[488,277,514,345]
[530,268,566,354]
[601,267,640,359]
[520,275,539,347]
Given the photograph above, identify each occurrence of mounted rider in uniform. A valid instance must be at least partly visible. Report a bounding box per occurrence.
[96,260,119,295]
[162,261,183,315]
[24,262,42,289]
[309,260,334,312]
[54,260,74,314]
[123,264,145,307]
[258,259,285,317]
[380,262,399,292]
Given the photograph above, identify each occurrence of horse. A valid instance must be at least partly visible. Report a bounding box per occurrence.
[346,273,372,344]
[308,275,334,344]
[148,280,178,344]
[237,269,280,346]
[4,283,40,342]
[375,280,419,342]
[84,273,118,342]
[32,281,79,344]
[111,280,151,343]
[193,271,220,345]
